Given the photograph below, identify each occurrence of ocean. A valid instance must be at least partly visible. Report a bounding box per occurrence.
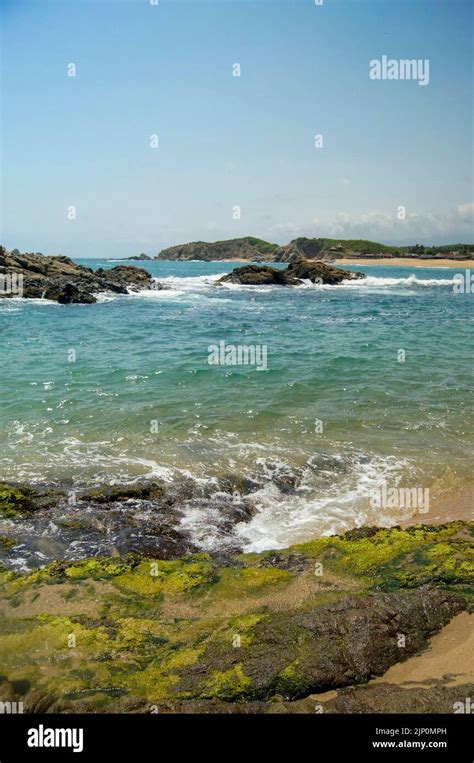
[1,259,473,565]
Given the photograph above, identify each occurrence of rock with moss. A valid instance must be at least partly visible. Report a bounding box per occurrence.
[0,521,471,712]
[0,482,62,517]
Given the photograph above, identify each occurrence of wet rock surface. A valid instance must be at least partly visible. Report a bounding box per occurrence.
[0,479,259,568]
[286,259,364,284]
[0,521,471,712]
[121,254,152,261]
[217,260,364,286]
[0,248,157,303]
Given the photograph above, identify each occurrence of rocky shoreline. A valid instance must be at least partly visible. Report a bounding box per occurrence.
[0,248,159,303]
[0,478,259,565]
[0,478,472,713]
[0,246,364,303]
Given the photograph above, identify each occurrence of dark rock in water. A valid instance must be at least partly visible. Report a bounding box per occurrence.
[216,265,300,286]
[0,247,155,303]
[95,265,153,291]
[286,260,364,284]
[0,478,260,566]
[0,482,63,517]
[218,264,299,286]
[122,253,152,261]
[78,481,167,505]
[54,282,97,304]
[217,260,364,286]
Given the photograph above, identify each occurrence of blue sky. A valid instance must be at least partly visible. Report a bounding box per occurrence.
[1,0,472,257]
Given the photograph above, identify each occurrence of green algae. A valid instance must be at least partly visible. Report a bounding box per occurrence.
[0,557,135,596]
[285,522,474,591]
[113,556,216,598]
[0,482,62,517]
[0,484,34,517]
[0,535,17,551]
[276,659,307,695]
[203,664,252,700]
[64,558,133,580]
[205,566,291,602]
[0,521,471,710]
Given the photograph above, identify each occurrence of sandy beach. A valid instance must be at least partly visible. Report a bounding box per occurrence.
[371,611,474,688]
[401,484,474,527]
[336,258,474,268]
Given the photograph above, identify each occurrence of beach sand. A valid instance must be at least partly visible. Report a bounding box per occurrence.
[309,611,473,706]
[336,258,474,268]
[401,484,474,527]
[370,611,473,688]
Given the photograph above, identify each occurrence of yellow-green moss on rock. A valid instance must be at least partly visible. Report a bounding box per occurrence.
[113,555,217,598]
[286,522,474,591]
[0,521,471,711]
[203,664,252,700]
[0,482,62,517]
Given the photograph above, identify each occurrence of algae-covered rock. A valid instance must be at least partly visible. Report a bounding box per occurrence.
[0,521,471,712]
[174,587,464,701]
[0,482,62,517]
[267,679,474,714]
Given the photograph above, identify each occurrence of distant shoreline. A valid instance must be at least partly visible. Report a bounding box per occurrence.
[336,257,474,268]
[150,257,474,267]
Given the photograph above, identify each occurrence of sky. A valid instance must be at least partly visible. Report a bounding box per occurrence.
[1,0,473,258]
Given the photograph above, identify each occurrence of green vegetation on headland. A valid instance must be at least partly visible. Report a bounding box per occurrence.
[0,521,472,713]
[155,236,474,262]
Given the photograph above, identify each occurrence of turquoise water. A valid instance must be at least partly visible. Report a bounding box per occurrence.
[1,260,473,552]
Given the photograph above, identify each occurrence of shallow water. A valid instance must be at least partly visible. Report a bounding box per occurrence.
[1,259,473,563]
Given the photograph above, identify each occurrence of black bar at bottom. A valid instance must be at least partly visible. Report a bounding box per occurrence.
[0,713,472,760]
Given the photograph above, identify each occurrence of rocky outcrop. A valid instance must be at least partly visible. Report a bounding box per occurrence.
[156,237,280,261]
[121,253,152,261]
[0,478,258,560]
[0,248,156,303]
[286,260,364,283]
[94,265,153,291]
[0,520,471,712]
[218,264,300,286]
[217,261,364,286]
